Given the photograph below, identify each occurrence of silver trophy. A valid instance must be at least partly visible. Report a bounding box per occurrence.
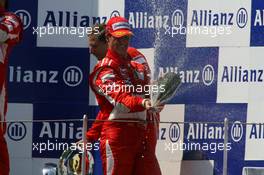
[42,163,58,175]
[42,147,94,175]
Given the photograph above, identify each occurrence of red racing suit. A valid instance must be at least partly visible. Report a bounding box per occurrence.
[87,47,159,148]
[0,7,23,175]
[87,47,159,144]
[88,48,161,175]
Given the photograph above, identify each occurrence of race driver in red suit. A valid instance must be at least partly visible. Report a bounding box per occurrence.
[0,0,23,174]
[87,17,161,175]
[86,24,160,150]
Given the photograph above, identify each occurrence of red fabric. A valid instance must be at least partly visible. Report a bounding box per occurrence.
[0,128,9,175]
[89,48,145,116]
[100,123,161,175]
[87,47,151,141]
[0,12,23,45]
[87,47,160,143]
[0,9,23,134]
[0,10,23,175]
[87,47,161,175]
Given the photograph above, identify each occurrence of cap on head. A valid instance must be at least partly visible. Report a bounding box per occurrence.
[106,16,133,38]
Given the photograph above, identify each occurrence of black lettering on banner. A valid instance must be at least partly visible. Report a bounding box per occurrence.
[228,13,234,25]
[258,70,263,82]
[160,128,166,140]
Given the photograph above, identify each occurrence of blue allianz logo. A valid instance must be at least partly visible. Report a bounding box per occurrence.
[171,9,184,27]
[221,66,263,83]
[128,9,184,29]
[231,121,243,142]
[236,8,248,28]
[63,66,83,87]
[169,123,180,142]
[190,8,247,28]
[159,64,215,86]
[202,64,214,86]
[15,10,31,29]
[43,11,107,27]
[7,122,27,141]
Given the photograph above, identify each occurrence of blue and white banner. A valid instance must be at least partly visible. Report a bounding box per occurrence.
[155,47,218,103]
[6,0,264,175]
[186,0,251,47]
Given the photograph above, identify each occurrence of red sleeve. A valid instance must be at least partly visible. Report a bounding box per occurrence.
[93,67,146,112]
[0,63,4,89]
[0,62,7,133]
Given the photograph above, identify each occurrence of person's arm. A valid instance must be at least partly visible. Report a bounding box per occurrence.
[129,50,165,117]
[0,62,5,122]
[0,13,22,44]
[93,67,148,113]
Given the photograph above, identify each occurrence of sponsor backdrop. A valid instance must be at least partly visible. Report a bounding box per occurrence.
[5,0,264,174]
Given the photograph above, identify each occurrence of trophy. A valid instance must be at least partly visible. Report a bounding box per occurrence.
[42,163,58,175]
[42,148,94,175]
